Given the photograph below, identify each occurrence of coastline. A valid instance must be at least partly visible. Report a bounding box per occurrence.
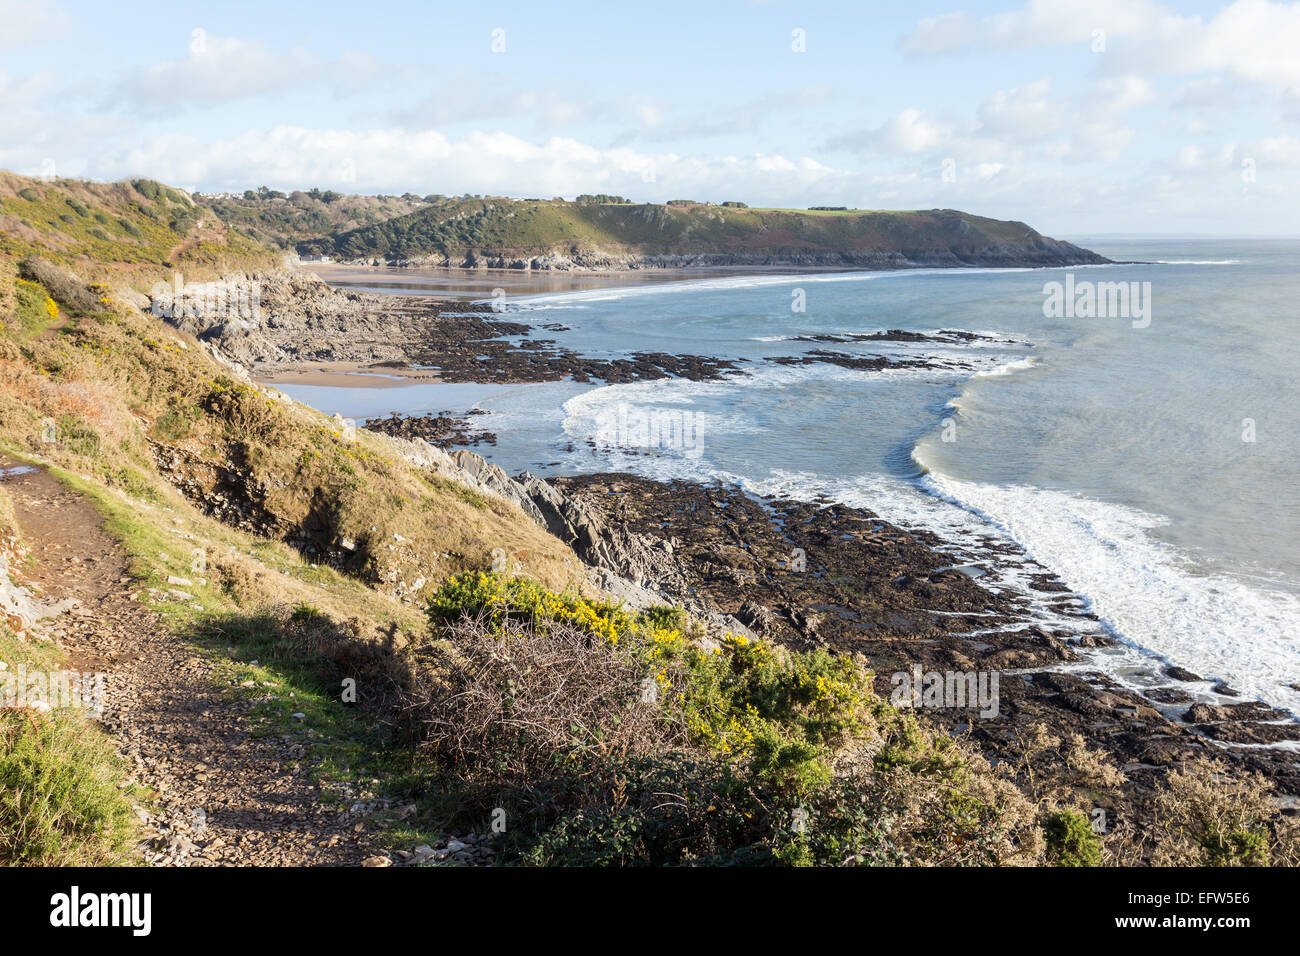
[159,262,1300,802]
[542,473,1300,792]
[301,260,879,300]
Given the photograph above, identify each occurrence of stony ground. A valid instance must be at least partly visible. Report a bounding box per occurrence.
[2,458,372,866]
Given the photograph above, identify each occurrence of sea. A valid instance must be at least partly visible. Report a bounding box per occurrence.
[278,238,1300,717]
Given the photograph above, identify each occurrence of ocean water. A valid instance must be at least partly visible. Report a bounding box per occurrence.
[282,240,1300,715]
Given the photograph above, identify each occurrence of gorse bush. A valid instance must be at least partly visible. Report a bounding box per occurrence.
[410,615,680,784]
[10,279,59,340]
[425,572,875,793]
[1043,808,1102,866]
[427,571,633,642]
[419,572,1041,865]
[1130,759,1299,867]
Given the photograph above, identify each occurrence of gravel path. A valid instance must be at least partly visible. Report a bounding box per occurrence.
[2,458,371,866]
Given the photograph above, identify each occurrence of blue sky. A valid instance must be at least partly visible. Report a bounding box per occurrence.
[3,0,1299,234]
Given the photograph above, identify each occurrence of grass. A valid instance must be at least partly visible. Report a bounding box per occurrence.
[299,195,1040,262]
[0,697,139,866]
[0,243,582,863]
[202,191,428,251]
[0,172,276,288]
[0,567,138,865]
[0,450,420,856]
[0,255,583,600]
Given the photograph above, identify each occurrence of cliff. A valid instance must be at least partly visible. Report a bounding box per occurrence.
[296,198,1109,270]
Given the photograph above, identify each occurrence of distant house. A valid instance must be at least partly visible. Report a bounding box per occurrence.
[301,255,333,263]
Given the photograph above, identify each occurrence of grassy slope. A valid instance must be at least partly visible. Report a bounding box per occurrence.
[0,173,1291,868]
[200,192,430,251]
[0,172,585,863]
[298,197,1060,262]
[0,171,278,291]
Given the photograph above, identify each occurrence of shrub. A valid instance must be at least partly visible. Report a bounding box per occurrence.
[419,573,1040,866]
[1138,759,1297,866]
[410,615,680,785]
[1044,808,1102,866]
[427,571,634,642]
[11,279,58,338]
[425,573,876,791]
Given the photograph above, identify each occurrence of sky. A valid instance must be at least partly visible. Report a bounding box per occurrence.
[2,0,1299,235]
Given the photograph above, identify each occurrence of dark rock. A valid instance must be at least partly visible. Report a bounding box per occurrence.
[735,600,775,633]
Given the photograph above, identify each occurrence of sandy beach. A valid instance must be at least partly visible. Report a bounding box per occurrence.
[252,361,442,388]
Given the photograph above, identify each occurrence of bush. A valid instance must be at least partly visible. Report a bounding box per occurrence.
[428,571,635,642]
[1139,759,1297,866]
[18,258,101,313]
[425,573,876,791]
[418,573,1040,866]
[1044,808,1102,866]
[10,279,58,338]
[411,615,681,785]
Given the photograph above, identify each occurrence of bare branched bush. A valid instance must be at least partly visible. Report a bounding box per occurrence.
[1109,757,1300,867]
[18,258,100,312]
[409,614,685,785]
[1011,721,1126,807]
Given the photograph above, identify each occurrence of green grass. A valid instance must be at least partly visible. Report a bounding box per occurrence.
[7,278,62,341]
[298,197,1041,262]
[0,173,276,279]
[186,607,387,799]
[0,623,140,866]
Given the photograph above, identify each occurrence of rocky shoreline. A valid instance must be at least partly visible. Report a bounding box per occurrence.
[155,271,1023,387]
[516,473,1300,804]
[158,270,749,385]
[363,410,497,449]
[153,267,1300,810]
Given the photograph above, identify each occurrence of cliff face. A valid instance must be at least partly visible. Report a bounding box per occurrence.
[298,199,1110,270]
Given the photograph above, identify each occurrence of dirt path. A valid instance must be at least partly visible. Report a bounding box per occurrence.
[1,458,371,866]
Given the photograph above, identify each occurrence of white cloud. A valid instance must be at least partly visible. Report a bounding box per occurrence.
[879,108,951,152]
[827,108,953,154]
[828,77,1150,167]
[1172,76,1238,110]
[83,125,849,204]
[111,34,378,115]
[0,0,67,49]
[902,0,1170,55]
[902,0,1300,91]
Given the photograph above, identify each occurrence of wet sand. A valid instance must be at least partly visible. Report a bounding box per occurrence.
[253,362,442,388]
[300,262,859,300]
